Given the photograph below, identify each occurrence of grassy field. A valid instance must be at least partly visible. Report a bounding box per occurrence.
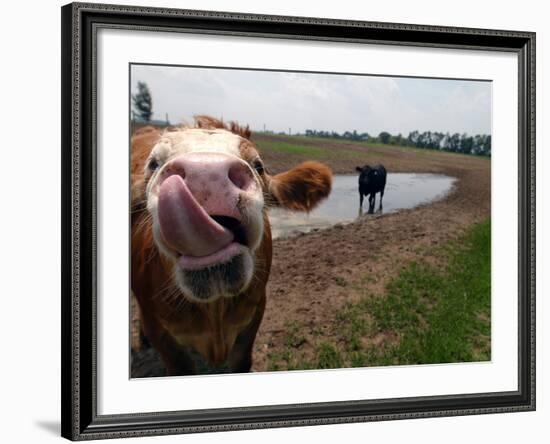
[252,133,490,177]
[266,219,491,371]
[255,138,361,160]
[254,134,490,165]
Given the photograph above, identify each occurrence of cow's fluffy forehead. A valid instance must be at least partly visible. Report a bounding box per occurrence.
[152,128,243,161]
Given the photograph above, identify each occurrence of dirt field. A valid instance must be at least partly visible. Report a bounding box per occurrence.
[131,134,491,376]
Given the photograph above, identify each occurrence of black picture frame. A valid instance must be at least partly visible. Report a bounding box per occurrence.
[61,2,536,440]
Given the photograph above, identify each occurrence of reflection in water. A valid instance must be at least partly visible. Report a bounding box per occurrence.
[358,205,384,218]
[268,173,456,239]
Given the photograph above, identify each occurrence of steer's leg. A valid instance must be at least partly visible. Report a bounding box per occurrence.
[379,189,384,212]
[228,294,266,373]
[368,193,375,214]
[359,191,364,209]
[141,315,197,376]
[151,330,197,376]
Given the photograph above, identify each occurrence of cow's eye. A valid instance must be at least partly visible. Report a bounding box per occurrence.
[147,157,159,172]
[252,158,265,175]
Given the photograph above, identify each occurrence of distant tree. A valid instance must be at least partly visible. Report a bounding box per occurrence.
[460,133,474,154]
[449,133,461,152]
[407,130,419,146]
[132,81,153,122]
[440,132,451,151]
[416,132,427,148]
[483,135,492,156]
[433,132,445,150]
[378,131,391,144]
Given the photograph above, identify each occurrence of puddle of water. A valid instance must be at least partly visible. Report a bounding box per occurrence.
[268,173,456,239]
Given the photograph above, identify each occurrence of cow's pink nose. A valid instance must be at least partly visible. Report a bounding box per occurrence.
[160,152,255,192]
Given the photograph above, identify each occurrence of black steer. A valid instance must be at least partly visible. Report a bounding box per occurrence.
[356,164,387,213]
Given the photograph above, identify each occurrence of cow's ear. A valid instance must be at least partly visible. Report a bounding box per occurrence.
[355,166,363,173]
[268,161,332,212]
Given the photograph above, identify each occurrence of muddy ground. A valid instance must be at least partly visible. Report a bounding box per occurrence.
[131,134,490,376]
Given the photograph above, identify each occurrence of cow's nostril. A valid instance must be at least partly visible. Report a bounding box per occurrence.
[228,162,253,190]
[162,165,185,183]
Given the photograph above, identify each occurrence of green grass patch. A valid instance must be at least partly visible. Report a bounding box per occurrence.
[266,219,491,371]
[356,218,491,366]
[256,139,327,157]
[255,139,362,160]
[315,342,344,369]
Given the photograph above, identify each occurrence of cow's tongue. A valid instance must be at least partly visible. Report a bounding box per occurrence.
[157,175,234,257]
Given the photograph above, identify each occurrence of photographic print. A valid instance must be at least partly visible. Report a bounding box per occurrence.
[62,4,535,438]
[129,65,492,377]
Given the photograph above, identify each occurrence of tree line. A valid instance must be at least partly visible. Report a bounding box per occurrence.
[304,129,491,156]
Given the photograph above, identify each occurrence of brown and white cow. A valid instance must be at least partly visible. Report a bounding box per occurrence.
[131,116,332,375]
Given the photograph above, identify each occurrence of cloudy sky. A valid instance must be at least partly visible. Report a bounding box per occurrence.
[131,64,491,136]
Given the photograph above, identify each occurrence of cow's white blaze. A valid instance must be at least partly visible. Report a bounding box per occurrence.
[150,128,242,164]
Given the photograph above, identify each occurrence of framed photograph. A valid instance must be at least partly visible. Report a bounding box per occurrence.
[61,2,535,440]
